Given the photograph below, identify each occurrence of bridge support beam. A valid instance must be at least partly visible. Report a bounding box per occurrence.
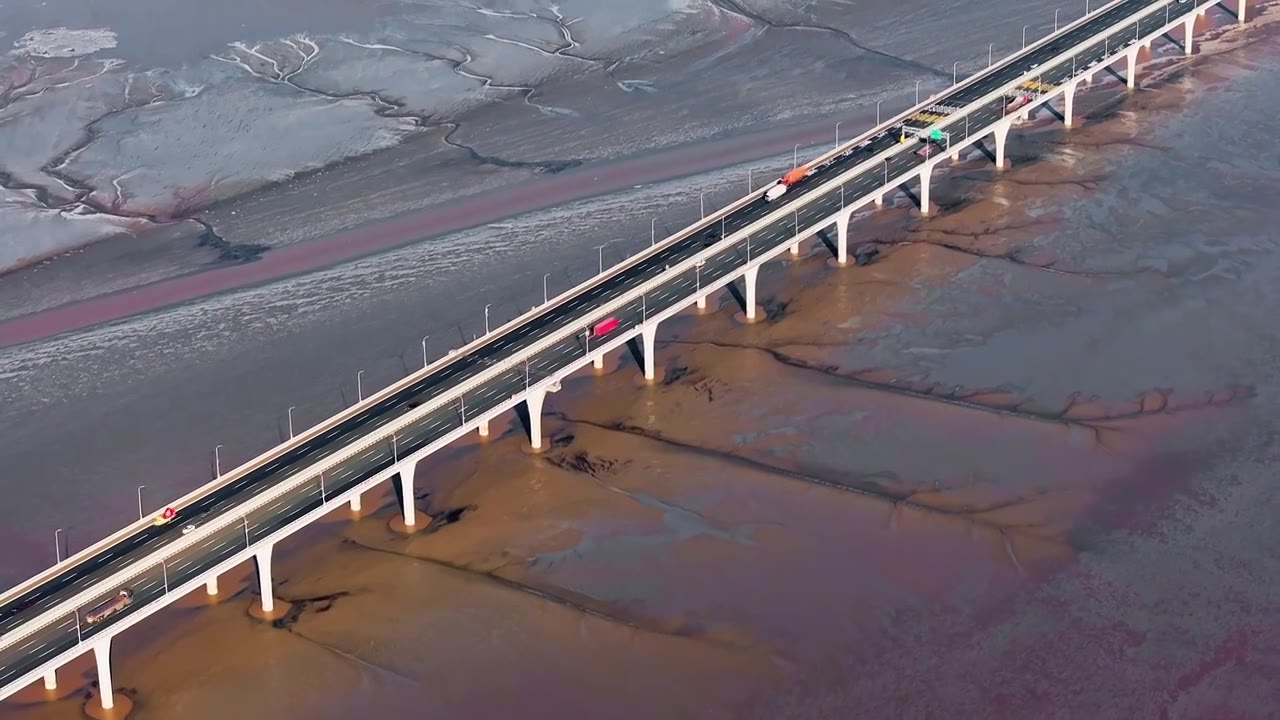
[255,545,275,615]
[1184,16,1195,54]
[1063,81,1078,128]
[789,242,799,255]
[43,669,56,690]
[835,211,850,265]
[1238,0,1246,23]
[525,388,548,449]
[641,323,659,381]
[478,419,490,437]
[206,576,218,595]
[992,122,1011,170]
[919,165,933,216]
[1126,48,1138,89]
[349,493,361,512]
[397,459,417,528]
[695,294,707,310]
[744,266,760,321]
[592,353,604,369]
[93,638,114,710]
[873,192,884,207]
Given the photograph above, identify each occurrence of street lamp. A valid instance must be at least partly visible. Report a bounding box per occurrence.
[54,528,63,564]
[214,444,223,477]
[136,485,145,520]
[876,99,883,125]
[700,191,706,218]
[594,244,606,273]
[1023,25,1031,49]
[835,121,842,146]
[287,406,296,439]
[953,61,959,85]
[421,334,429,368]
[793,144,800,168]
[542,273,551,303]
[651,217,657,246]
[915,80,921,105]
[1055,8,1062,32]
[356,370,365,402]
[988,43,994,67]
[883,158,888,184]
[241,515,250,548]
[484,304,491,334]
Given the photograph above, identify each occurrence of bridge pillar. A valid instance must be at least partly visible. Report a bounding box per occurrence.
[255,545,275,614]
[1184,16,1195,54]
[349,493,362,512]
[1239,0,1247,23]
[92,638,114,710]
[1063,81,1078,128]
[1126,48,1138,89]
[43,669,56,690]
[593,353,605,369]
[206,576,218,595]
[873,192,884,207]
[992,122,1011,170]
[695,294,707,310]
[789,242,799,255]
[743,266,760,321]
[919,165,933,216]
[397,459,417,528]
[641,323,659,381]
[835,211,850,265]
[525,388,548,449]
[478,419,490,437]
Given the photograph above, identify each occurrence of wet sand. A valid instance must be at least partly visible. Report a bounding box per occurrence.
[2,11,1280,712]
[4,7,1280,720]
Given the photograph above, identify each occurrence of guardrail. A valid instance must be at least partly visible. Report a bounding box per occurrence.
[0,0,1193,649]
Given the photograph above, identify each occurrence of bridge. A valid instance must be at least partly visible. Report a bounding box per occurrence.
[0,0,1246,711]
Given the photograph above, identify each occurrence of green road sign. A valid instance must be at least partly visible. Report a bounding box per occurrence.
[929,127,942,140]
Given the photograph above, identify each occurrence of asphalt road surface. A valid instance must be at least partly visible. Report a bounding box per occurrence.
[0,0,1199,689]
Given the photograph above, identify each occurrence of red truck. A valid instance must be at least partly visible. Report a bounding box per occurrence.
[590,317,620,337]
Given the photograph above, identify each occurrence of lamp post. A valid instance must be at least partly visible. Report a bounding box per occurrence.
[651,217,657,246]
[835,121,842,146]
[136,485,145,520]
[356,370,365,402]
[241,515,250,548]
[214,444,223,477]
[700,191,705,219]
[1023,25,1031,49]
[421,335,429,368]
[989,43,994,67]
[793,144,800,168]
[319,471,326,503]
[542,273,550,304]
[876,99,883,125]
[1055,8,1062,32]
[484,304,491,334]
[54,528,63,564]
[160,561,169,593]
[953,61,959,85]
[915,80,921,105]
[595,244,606,274]
[287,406,296,439]
[883,158,889,184]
